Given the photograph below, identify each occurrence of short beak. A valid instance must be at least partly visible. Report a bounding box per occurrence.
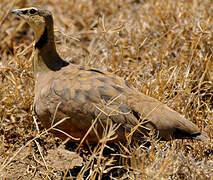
[11,9,21,15]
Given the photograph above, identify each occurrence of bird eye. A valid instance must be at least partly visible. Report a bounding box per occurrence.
[29,9,37,14]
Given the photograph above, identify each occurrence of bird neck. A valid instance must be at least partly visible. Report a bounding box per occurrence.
[33,20,69,77]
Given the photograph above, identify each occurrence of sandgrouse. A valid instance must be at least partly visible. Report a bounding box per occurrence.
[12,7,207,143]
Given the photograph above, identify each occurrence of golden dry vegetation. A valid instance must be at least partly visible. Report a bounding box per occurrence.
[0,0,213,179]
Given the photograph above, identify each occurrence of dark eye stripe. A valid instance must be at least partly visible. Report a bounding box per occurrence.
[22,10,28,14]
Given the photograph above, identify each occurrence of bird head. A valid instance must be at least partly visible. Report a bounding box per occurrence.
[11,7,53,43]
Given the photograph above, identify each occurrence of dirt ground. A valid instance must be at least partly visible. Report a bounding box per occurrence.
[0,0,213,179]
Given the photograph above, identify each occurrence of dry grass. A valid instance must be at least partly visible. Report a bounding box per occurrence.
[0,0,213,179]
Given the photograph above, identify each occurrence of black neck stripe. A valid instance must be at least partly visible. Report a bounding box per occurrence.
[35,27,48,49]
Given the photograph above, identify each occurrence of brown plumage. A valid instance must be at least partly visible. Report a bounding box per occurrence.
[11,7,207,143]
